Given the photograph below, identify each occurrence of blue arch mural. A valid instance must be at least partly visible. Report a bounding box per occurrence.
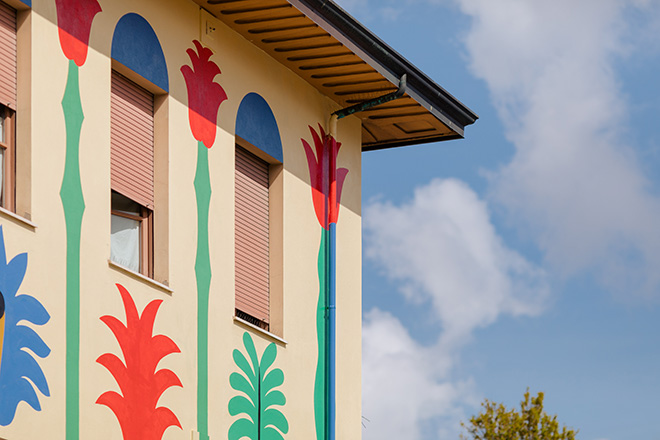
[111,13,168,92]
[236,93,283,162]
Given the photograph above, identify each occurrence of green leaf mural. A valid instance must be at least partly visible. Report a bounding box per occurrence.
[228,332,288,440]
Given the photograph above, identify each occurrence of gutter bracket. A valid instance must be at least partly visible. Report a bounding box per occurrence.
[333,73,407,120]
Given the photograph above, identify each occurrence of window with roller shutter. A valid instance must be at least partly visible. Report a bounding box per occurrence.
[235,144,271,330]
[0,1,17,212]
[110,70,154,276]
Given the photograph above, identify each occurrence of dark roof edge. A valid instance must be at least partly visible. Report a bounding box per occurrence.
[363,133,464,152]
[288,0,479,136]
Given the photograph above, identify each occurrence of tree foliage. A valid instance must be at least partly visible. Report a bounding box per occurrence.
[461,390,577,440]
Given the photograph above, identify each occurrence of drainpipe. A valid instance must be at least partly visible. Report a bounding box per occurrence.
[325,74,407,440]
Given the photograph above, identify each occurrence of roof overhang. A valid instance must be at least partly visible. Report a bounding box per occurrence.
[198,0,478,150]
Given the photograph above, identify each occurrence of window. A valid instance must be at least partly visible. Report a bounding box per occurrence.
[234,93,284,336]
[0,1,17,213]
[0,105,14,211]
[235,143,271,330]
[110,191,152,274]
[110,70,154,277]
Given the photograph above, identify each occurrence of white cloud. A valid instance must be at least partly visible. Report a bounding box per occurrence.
[362,179,548,439]
[364,178,548,345]
[454,0,660,295]
[362,309,478,440]
[346,0,660,438]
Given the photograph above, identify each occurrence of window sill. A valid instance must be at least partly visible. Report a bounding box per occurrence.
[108,260,173,294]
[233,316,287,346]
[0,206,36,229]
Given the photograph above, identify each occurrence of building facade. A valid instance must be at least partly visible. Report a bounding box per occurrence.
[0,0,476,439]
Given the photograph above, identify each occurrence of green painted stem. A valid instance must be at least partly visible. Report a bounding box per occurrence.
[257,364,262,439]
[60,59,85,440]
[314,230,328,440]
[194,141,212,440]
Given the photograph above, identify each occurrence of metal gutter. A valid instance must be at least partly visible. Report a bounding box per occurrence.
[288,0,478,139]
[333,74,407,120]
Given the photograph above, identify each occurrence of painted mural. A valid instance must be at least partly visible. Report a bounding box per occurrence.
[55,0,102,438]
[181,39,227,440]
[0,226,51,426]
[96,284,182,440]
[235,93,283,163]
[112,13,169,92]
[55,0,101,67]
[0,0,357,437]
[228,332,288,440]
[301,124,348,440]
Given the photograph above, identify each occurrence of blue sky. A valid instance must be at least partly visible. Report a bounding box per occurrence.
[332,1,660,439]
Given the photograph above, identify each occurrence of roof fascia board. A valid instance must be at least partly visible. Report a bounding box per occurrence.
[287,0,478,135]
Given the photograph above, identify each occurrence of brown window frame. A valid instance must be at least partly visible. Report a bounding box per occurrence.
[110,191,154,277]
[0,105,15,212]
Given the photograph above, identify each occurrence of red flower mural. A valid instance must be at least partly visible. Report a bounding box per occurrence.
[181,40,228,149]
[55,0,102,66]
[97,284,182,440]
[301,124,349,229]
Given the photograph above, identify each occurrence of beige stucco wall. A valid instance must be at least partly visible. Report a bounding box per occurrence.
[0,0,363,439]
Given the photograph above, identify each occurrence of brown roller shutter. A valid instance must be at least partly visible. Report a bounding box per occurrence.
[0,1,17,110]
[235,146,270,325]
[110,71,154,208]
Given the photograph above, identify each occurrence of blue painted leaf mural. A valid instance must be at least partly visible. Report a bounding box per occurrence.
[0,226,50,425]
[229,332,288,440]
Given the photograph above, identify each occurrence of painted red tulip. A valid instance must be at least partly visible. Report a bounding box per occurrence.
[181,40,228,149]
[55,0,102,67]
[96,284,182,440]
[302,124,349,229]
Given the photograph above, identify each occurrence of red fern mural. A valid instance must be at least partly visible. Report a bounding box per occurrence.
[96,283,182,440]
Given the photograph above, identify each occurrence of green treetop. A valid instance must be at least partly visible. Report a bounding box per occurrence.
[460,389,578,440]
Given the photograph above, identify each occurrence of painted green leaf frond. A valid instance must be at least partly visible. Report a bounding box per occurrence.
[229,340,259,440]
[262,426,285,440]
[233,348,257,388]
[262,390,285,408]
[261,368,284,395]
[259,343,277,372]
[229,332,288,439]
[228,417,256,440]
[229,395,257,423]
[242,332,260,375]
[230,372,257,405]
[262,408,289,433]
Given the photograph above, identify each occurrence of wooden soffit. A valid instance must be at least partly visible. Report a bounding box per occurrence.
[197,0,477,150]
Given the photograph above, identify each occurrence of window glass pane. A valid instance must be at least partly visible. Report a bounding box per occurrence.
[111,214,140,272]
[0,113,4,144]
